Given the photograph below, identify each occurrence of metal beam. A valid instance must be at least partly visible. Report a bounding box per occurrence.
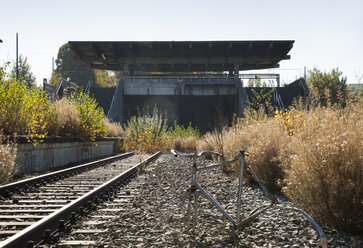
[80,55,289,65]
[265,43,273,56]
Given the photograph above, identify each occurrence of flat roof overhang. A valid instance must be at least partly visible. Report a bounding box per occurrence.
[68,40,294,72]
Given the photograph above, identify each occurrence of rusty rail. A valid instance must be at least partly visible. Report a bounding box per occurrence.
[0,151,161,248]
[0,152,134,198]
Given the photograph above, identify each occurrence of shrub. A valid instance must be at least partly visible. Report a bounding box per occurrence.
[282,103,363,235]
[0,74,51,145]
[123,106,168,152]
[104,118,124,137]
[307,68,348,107]
[70,92,108,144]
[0,132,16,185]
[171,121,200,138]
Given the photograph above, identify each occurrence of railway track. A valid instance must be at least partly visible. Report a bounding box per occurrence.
[0,151,161,247]
[56,172,148,247]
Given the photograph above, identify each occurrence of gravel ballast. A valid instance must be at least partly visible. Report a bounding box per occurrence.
[59,154,362,247]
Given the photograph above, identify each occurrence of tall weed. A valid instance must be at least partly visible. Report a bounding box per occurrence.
[283,104,363,235]
[104,118,124,137]
[123,106,168,152]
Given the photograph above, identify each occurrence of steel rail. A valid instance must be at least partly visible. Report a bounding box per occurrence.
[0,151,161,248]
[0,152,134,198]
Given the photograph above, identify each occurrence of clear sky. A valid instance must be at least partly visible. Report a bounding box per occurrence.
[1,0,362,86]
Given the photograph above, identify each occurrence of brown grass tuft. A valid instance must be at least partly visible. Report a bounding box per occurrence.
[0,132,16,185]
[202,117,288,192]
[104,118,124,137]
[172,136,198,153]
[53,99,80,136]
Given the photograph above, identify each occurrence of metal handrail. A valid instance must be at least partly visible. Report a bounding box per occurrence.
[124,73,280,81]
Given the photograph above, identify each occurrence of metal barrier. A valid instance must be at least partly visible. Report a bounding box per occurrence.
[170,149,327,247]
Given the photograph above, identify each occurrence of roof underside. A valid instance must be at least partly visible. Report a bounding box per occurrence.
[68,40,294,72]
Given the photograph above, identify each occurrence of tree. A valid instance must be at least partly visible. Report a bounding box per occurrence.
[94,69,118,87]
[49,43,95,88]
[307,68,347,106]
[10,55,36,87]
[247,76,261,87]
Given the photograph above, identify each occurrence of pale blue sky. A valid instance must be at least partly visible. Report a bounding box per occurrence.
[1,0,362,85]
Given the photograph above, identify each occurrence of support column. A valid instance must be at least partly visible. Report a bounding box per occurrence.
[116,64,128,123]
[234,63,239,81]
[234,63,245,116]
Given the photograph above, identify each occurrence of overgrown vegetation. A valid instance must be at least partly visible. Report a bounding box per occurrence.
[123,107,169,153]
[2,61,361,235]
[0,67,51,145]
[0,66,123,146]
[198,78,362,235]
[283,103,362,235]
[307,67,348,107]
[122,107,200,153]
[70,92,108,143]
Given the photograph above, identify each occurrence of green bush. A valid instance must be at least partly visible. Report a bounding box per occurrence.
[0,69,51,145]
[171,121,200,138]
[69,91,108,144]
[307,68,348,107]
[123,106,168,152]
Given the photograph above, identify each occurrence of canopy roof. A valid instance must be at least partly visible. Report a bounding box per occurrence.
[68,40,294,72]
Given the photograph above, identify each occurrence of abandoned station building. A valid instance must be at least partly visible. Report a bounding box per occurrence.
[68,40,309,130]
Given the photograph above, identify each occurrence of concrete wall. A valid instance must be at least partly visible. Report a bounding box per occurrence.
[15,138,118,175]
[124,77,237,96]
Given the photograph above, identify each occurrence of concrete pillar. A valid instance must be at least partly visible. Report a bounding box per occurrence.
[234,63,239,81]
[234,63,246,116]
[122,64,130,78]
[117,79,124,123]
[277,75,280,87]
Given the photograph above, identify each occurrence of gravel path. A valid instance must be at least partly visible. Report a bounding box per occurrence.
[59,154,362,247]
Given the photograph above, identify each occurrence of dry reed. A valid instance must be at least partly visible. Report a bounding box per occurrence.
[0,132,16,185]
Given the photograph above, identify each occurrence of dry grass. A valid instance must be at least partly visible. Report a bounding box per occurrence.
[283,103,363,235]
[199,113,288,192]
[0,132,16,185]
[104,118,124,137]
[172,136,198,153]
[201,100,363,235]
[49,99,80,136]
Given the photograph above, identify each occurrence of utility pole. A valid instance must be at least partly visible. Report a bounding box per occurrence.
[304,66,306,79]
[16,33,19,80]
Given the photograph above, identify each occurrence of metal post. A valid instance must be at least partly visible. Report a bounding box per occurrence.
[304,66,307,79]
[16,33,19,80]
[237,155,244,224]
[192,153,197,229]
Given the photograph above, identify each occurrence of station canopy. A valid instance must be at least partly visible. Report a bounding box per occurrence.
[68,40,294,73]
